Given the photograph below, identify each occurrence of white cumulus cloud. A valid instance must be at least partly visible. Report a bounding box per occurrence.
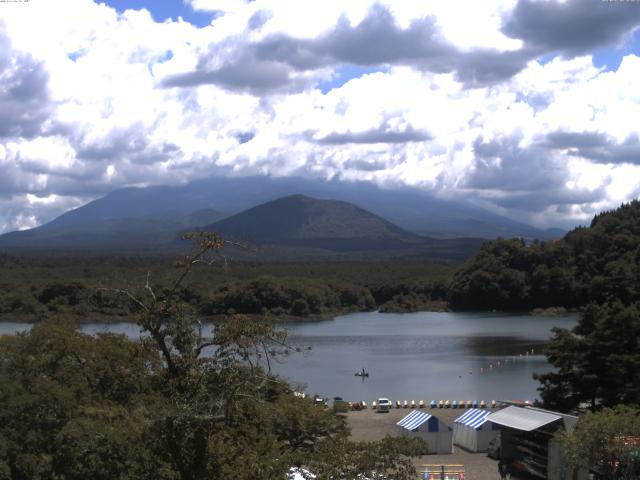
[0,0,639,233]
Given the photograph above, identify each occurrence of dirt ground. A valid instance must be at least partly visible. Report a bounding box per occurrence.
[345,406,525,480]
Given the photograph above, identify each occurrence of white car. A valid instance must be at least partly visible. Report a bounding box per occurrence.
[377,397,392,412]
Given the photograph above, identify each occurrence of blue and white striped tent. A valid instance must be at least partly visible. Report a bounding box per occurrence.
[396,410,453,454]
[453,408,500,452]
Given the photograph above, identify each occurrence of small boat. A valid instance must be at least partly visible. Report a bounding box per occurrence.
[430,400,437,408]
[354,368,369,377]
[480,400,486,408]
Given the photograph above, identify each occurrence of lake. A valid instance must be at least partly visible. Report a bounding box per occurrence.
[274,311,576,403]
[0,311,577,403]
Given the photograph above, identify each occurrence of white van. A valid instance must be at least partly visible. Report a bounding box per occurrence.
[377,398,392,412]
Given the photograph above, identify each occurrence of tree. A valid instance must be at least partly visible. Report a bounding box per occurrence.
[561,406,640,480]
[536,302,640,412]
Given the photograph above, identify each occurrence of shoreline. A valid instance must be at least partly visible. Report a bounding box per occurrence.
[0,305,581,325]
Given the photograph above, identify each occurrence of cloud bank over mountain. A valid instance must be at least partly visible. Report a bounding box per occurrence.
[0,0,639,233]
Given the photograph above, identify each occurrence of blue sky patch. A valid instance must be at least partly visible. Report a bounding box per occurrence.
[592,29,640,71]
[67,50,86,62]
[318,65,387,94]
[100,0,215,28]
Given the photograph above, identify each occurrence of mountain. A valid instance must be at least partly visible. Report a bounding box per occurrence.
[206,194,418,246]
[0,209,224,251]
[199,195,483,260]
[25,175,565,240]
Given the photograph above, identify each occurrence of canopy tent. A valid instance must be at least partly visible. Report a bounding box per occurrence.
[487,405,561,431]
[396,410,453,454]
[452,408,499,452]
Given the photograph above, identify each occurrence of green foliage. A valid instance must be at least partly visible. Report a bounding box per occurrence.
[535,302,640,412]
[202,276,376,317]
[0,317,163,480]
[306,435,429,480]
[449,201,640,310]
[0,236,427,479]
[561,406,640,480]
[0,254,456,321]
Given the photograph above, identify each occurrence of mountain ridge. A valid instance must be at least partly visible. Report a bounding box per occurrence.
[21,175,565,240]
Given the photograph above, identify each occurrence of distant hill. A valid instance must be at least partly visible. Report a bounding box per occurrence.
[199,195,484,260]
[205,194,418,248]
[14,175,564,241]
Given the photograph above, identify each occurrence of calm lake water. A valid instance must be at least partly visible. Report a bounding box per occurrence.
[0,311,577,403]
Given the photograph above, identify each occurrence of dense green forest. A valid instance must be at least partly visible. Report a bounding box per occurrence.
[0,254,453,322]
[448,200,640,310]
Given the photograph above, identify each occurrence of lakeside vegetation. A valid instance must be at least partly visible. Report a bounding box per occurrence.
[0,255,454,322]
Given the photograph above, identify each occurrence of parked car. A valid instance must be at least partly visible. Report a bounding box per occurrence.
[333,396,347,407]
[487,435,501,459]
[377,397,392,412]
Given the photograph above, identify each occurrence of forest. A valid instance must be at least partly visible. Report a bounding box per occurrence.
[0,254,454,322]
[448,200,640,311]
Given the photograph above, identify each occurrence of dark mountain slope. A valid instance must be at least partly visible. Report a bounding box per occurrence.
[207,194,418,242]
[202,195,483,260]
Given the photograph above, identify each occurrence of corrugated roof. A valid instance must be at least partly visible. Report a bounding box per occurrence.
[454,409,491,429]
[487,406,561,432]
[397,410,432,431]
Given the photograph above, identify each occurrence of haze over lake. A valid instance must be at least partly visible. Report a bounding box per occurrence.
[0,311,576,403]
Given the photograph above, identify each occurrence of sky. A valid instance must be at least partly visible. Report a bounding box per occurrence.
[1,0,640,234]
